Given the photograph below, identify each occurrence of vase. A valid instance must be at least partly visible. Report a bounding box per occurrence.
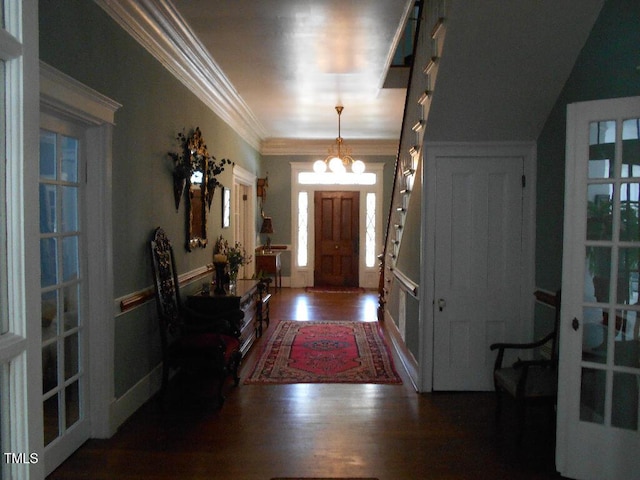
[229,268,239,294]
[214,261,227,295]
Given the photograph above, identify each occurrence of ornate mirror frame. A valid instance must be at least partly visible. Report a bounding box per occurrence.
[169,127,231,251]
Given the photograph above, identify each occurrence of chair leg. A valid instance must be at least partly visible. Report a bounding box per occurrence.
[156,360,170,410]
[214,377,226,409]
[494,387,503,423]
[516,399,526,444]
[230,351,242,386]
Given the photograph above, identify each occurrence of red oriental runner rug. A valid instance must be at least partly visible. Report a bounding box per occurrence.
[245,321,402,385]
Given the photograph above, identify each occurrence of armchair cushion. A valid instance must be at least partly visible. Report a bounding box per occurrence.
[494,364,557,398]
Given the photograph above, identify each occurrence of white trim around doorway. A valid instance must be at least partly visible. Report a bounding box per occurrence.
[290,162,385,289]
[40,62,122,444]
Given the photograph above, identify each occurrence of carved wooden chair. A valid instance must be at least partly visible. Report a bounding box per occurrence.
[490,290,561,442]
[150,227,243,407]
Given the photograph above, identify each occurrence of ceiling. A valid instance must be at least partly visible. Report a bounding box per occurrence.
[172,0,411,143]
[96,0,413,153]
[97,0,606,153]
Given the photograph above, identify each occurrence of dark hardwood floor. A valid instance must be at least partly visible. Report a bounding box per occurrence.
[48,288,562,479]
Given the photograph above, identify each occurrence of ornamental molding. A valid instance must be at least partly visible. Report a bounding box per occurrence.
[95,0,267,150]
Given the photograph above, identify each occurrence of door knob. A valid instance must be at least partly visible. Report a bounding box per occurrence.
[572,317,580,331]
[335,244,339,249]
[437,298,446,312]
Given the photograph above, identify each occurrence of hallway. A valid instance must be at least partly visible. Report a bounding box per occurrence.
[48,289,561,479]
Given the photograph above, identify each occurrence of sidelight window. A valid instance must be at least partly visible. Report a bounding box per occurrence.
[297,192,308,267]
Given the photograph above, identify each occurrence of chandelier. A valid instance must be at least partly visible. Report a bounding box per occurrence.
[313,106,365,174]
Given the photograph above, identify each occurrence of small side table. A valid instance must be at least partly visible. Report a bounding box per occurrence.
[255,251,282,291]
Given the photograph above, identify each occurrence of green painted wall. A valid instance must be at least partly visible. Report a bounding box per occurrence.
[39,1,261,396]
[536,0,640,294]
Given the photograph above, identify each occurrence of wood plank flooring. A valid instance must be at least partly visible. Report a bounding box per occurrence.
[48,288,562,480]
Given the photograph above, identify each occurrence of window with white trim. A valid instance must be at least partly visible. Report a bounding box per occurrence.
[0,1,37,477]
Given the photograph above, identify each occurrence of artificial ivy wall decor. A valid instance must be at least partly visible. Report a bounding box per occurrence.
[168,127,232,211]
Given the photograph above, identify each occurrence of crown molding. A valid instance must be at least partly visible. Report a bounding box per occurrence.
[261,138,399,156]
[95,0,267,151]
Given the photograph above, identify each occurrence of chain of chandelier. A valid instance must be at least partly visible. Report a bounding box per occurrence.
[313,106,366,175]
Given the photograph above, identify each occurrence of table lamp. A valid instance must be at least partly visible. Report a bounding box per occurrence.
[260,216,274,252]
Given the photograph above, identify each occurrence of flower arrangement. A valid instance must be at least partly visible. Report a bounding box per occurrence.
[214,236,252,279]
[168,127,233,210]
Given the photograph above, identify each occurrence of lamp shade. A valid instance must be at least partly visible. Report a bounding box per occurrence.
[260,217,274,234]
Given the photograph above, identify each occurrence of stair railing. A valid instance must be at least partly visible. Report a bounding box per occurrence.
[378,0,448,320]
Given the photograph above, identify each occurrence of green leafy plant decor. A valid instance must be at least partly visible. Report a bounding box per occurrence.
[168,127,233,210]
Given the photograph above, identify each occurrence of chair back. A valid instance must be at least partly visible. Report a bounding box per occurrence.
[150,228,184,345]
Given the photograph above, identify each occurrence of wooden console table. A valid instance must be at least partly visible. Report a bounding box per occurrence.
[255,251,282,291]
[187,279,270,357]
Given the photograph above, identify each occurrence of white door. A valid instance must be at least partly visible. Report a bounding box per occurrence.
[39,120,91,473]
[233,166,257,279]
[433,156,524,390]
[557,96,640,480]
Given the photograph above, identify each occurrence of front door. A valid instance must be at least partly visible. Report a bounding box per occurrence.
[314,191,359,287]
[433,156,524,390]
[558,96,640,480]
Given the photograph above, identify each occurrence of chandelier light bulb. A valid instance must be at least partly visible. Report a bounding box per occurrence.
[329,156,344,173]
[317,106,366,176]
[351,159,365,174]
[313,159,327,173]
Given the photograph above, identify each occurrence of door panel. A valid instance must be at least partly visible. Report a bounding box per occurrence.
[314,191,359,287]
[558,96,640,480]
[433,157,524,390]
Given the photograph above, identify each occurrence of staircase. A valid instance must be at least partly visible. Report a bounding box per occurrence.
[378,0,448,322]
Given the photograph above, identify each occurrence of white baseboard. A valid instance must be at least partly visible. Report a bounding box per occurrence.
[109,363,162,434]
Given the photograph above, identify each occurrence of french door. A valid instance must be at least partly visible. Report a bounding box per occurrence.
[558,96,640,479]
[39,119,90,474]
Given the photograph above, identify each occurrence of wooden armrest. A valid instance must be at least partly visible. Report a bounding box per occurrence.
[490,330,555,352]
[490,330,556,370]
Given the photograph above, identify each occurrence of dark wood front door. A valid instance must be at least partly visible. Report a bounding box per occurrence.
[314,191,359,287]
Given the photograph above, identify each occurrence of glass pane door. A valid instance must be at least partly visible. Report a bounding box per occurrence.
[583,118,640,431]
[39,129,84,448]
[559,96,640,480]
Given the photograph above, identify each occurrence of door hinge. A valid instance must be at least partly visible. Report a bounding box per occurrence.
[521,175,526,188]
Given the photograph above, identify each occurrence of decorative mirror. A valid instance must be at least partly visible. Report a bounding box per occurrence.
[188,165,207,250]
[169,127,232,251]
